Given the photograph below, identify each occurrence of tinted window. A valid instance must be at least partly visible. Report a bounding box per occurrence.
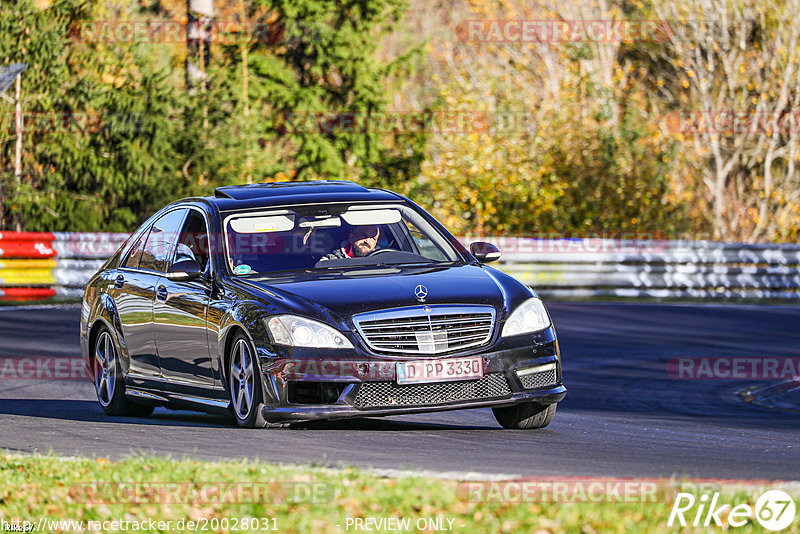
[224,204,459,275]
[175,210,210,272]
[404,220,448,261]
[121,231,148,269]
[139,209,188,272]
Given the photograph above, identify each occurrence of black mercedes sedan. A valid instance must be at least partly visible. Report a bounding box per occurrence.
[81,181,565,428]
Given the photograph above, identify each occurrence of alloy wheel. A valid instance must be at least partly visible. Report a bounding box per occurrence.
[94,331,116,407]
[230,338,254,419]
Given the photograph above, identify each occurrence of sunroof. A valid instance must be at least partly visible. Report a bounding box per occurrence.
[214,180,369,200]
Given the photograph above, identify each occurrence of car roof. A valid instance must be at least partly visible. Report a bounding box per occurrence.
[188,180,405,211]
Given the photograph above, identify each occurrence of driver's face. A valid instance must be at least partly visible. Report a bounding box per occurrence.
[349,225,380,257]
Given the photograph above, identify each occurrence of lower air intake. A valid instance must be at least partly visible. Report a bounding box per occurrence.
[518,368,558,390]
[353,373,511,408]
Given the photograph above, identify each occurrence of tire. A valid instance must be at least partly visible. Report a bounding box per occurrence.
[492,402,557,429]
[93,327,154,417]
[227,332,287,428]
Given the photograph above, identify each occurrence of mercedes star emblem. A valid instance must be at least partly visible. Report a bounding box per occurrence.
[414,284,428,302]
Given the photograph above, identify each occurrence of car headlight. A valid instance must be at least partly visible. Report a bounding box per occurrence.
[265,316,354,349]
[502,298,551,337]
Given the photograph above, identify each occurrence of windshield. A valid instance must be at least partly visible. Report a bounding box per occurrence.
[223,203,461,275]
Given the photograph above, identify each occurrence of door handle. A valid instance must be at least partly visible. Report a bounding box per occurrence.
[114,275,125,289]
[156,285,168,301]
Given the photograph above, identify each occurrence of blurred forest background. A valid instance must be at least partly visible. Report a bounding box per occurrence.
[1,0,799,242]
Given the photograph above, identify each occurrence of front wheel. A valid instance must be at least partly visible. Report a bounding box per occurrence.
[93,327,154,417]
[227,333,287,428]
[493,402,556,429]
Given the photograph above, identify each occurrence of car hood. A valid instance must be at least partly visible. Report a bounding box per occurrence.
[236,264,515,328]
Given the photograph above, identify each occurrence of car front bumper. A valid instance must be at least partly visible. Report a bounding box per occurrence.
[261,384,566,422]
[257,330,566,423]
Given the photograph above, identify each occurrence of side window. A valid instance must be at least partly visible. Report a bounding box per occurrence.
[139,209,188,272]
[121,231,148,269]
[176,210,210,272]
[404,220,448,261]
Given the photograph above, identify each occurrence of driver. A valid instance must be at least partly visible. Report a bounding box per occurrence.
[320,225,380,261]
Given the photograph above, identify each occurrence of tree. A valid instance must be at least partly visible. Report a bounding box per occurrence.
[0,0,191,231]
[403,0,688,237]
[0,0,425,231]
[652,0,800,241]
[238,0,425,188]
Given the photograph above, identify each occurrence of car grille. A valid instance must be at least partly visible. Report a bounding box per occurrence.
[517,367,558,389]
[353,372,511,408]
[353,305,495,355]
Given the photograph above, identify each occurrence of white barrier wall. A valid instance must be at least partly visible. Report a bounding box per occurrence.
[1,232,799,300]
[461,237,800,299]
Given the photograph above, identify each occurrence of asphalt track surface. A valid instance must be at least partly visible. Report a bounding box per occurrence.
[1,302,798,480]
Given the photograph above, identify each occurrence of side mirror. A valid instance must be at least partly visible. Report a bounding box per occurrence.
[166,258,203,281]
[470,242,501,263]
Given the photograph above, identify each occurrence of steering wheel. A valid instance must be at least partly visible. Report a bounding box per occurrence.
[367,248,399,256]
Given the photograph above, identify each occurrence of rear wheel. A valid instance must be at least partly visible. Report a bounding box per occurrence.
[493,402,556,429]
[228,332,287,428]
[93,327,154,417]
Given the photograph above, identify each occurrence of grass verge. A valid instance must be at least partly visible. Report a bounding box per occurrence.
[1,453,798,533]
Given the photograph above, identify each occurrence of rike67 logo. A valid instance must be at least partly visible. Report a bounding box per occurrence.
[669,490,796,531]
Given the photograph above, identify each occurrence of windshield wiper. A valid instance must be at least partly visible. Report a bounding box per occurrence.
[366,261,461,270]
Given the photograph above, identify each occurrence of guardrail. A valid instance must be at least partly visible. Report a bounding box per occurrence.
[461,237,800,299]
[1,232,798,300]
[0,232,126,300]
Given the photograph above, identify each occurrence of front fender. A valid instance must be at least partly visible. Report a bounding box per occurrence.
[217,300,282,404]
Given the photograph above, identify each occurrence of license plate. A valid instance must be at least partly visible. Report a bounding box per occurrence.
[396,356,483,385]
